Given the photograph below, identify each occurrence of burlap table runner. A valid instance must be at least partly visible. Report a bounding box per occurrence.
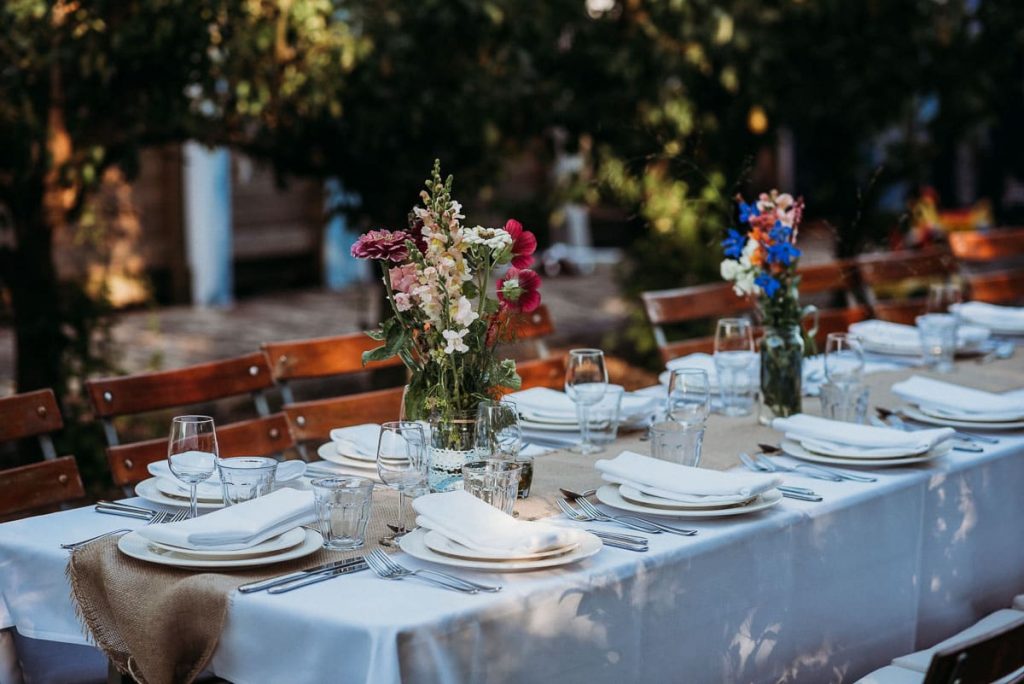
[69,358,1024,682]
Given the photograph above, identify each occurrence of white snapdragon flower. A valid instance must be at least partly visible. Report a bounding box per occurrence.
[442,328,470,354]
[733,270,759,297]
[451,296,478,327]
[463,225,513,251]
[394,293,413,312]
[720,259,740,282]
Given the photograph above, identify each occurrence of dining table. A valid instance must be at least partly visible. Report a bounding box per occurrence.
[1,356,1023,683]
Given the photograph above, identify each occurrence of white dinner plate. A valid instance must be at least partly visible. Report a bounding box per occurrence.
[914,404,1024,423]
[118,528,322,569]
[519,419,581,433]
[316,443,379,470]
[617,484,755,510]
[154,477,223,503]
[422,530,580,561]
[596,485,783,518]
[781,438,952,467]
[135,478,223,510]
[901,406,1024,431]
[145,527,307,559]
[399,528,602,571]
[798,439,928,459]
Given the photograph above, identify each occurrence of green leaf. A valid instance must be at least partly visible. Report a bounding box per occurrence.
[365,328,386,341]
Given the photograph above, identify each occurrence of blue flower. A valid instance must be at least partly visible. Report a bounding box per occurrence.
[738,201,760,223]
[755,273,781,297]
[769,221,792,243]
[722,228,746,259]
[766,241,800,267]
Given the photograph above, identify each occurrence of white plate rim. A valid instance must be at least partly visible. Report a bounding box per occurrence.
[422,530,580,561]
[154,477,224,503]
[136,478,223,510]
[617,484,755,510]
[798,438,928,459]
[596,485,782,518]
[316,443,379,470]
[781,438,952,466]
[145,527,307,558]
[914,404,1024,423]
[118,528,322,569]
[398,528,601,571]
[901,405,1024,430]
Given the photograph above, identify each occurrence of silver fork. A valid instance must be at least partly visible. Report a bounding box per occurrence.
[558,498,664,534]
[754,453,877,483]
[370,549,501,593]
[573,497,698,536]
[61,510,177,550]
[364,550,480,594]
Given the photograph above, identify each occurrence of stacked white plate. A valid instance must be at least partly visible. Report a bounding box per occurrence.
[900,405,1024,431]
[595,484,783,518]
[951,302,1024,336]
[780,437,953,467]
[135,459,307,510]
[849,319,990,357]
[398,527,601,571]
[893,377,1024,431]
[118,526,322,570]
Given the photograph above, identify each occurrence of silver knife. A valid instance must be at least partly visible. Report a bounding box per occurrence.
[267,560,369,593]
[782,491,823,502]
[238,557,365,594]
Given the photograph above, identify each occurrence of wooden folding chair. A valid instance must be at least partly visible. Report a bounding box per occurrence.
[641,282,752,363]
[0,390,84,519]
[949,227,1024,305]
[507,305,556,359]
[856,247,958,324]
[797,260,871,347]
[922,614,1024,684]
[85,353,279,490]
[283,387,405,450]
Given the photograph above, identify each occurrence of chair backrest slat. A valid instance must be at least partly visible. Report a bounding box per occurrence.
[105,413,295,487]
[0,389,63,442]
[0,457,85,518]
[948,227,1024,262]
[284,388,405,444]
[922,614,1024,684]
[513,357,566,393]
[965,270,1024,305]
[86,352,274,418]
[262,333,404,383]
[856,246,956,286]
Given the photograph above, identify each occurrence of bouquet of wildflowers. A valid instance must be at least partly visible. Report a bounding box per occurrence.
[351,161,541,422]
[720,190,805,326]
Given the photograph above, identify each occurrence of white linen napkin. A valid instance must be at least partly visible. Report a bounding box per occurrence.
[506,386,658,423]
[952,302,1024,332]
[329,423,381,456]
[595,451,781,502]
[891,376,1024,417]
[772,413,954,453]
[850,319,989,352]
[414,490,581,555]
[136,488,315,550]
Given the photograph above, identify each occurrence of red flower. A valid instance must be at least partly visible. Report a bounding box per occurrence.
[350,229,410,262]
[504,219,537,269]
[497,267,541,313]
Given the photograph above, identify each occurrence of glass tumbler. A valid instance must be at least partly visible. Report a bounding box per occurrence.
[588,386,625,446]
[916,314,957,373]
[818,381,869,424]
[311,477,375,550]
[461,461,522,515]
[217,457,277,506]
[649,421,705,467]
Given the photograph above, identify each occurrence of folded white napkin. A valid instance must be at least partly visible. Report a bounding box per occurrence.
[329,423,381,456]
[892,376,1024,417]
[136,488,315,550]
[773,413,954,453]
[595,451,780,503]
[952,302,1024,332]
[414,490,580,555]
[850,319,989,352]
[507,386,658,423]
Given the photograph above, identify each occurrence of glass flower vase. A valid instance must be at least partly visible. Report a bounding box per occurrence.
[758,323,804,424]
[427,411,477,492]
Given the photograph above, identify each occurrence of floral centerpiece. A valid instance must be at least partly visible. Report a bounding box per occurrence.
[720,190,817,420]
[351,161,541,489]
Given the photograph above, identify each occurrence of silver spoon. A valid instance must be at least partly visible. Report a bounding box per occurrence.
[559,487,597,500]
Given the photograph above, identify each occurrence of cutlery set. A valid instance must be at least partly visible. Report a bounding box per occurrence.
[62,507,188,550]
[874,407,999,446]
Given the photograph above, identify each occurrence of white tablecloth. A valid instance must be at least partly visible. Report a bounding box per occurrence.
[2,434,1024,682]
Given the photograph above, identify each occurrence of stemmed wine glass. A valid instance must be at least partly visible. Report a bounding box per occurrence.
[667,369,711,427]
[475,401,522,459]
[564,349,608,455]
[376,421,427,547]
[927,282,964,314]
[167,415,219,519]
[824,332,865,388]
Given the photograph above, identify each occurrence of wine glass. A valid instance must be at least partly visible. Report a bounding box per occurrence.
[667,369,711,427]
[475,401,522,459]
[376,421,427,547]
[714,317,756,416]
[564,349,608,455]
[927,282,963,314]
[167,415,219,519]
[824,332,865,387]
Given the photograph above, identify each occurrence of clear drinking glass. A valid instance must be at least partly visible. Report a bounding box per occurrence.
[714,317,756,417]
[461,460,522,515]
[217,457,277,506]
[667,369,711,427]
[649,421,705,467]
[927,282,964,314]
[167,415,219,519]
[565,349,609,455]
[917,314,958,373]
[819,381,870,423]
[824,333,865,387]
[475,401,522,459]
[311,477,374,550]
[376,421,427,547]
[587,386,625,445]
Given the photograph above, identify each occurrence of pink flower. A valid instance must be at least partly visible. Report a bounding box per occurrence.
[497,267,541,313]
[389,264,418,293]
[504,219,537,269]
[350,229,410,262]
[394,293,412,312]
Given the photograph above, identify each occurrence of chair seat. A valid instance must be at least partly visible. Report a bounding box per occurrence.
[854,665,923,684]
[892,609,1024,672]
[1014,594,1024,611]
